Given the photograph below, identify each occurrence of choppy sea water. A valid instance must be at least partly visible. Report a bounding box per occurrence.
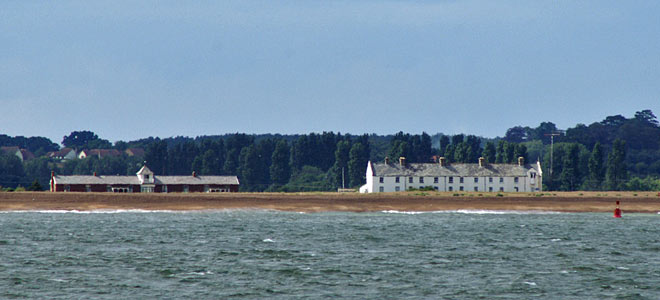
[1,209,659,299]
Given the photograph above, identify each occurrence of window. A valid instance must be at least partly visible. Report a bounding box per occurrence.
[448,186,453,191]
[85,185,91,192]
[64,185,70,192]
[379,187,384,192]
[395,186,400,192]
[395,177,400,183]
[434,186,438,191]
[141,186,154,193]
[145,174,150,180]
[514,187,519,192]
[489,177,493,183]
[489,187,493,192]
[183,185,189,193]
[409,177,413,183]
[107,185,112,192]
[162,185,168,193]
[499,177,504,183]
[499,187,504,192]
[530,173,536,179]
[379,177,384,183]
[449,177,454,184]
[459,186,464,191]
[460,177,464,183]
[419,177,424,184]
[434,177,439,183]
[474,177,479,183]
[514,177,519,183]
[474,187,478,191]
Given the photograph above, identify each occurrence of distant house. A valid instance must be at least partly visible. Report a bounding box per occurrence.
[50,165,240,193]
[48,148,77,160]
[78,149,122,159]
[1,146,35,162]
[125,148,145,158]
[360,156,542,193]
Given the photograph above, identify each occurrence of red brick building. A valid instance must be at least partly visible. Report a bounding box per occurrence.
[50,166,239,193]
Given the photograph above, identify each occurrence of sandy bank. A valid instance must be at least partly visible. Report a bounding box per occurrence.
[1,191,660,213]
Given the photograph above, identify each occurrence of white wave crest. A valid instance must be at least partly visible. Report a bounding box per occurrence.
[381,209,564,215]
[0,209,178,214]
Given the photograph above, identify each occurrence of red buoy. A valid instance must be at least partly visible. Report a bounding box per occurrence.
[614,200,622,218]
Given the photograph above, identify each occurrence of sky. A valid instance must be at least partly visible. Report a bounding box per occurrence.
[2,1,659,144]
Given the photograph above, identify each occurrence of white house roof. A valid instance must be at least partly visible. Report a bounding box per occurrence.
[136,165,154,175]
[371,162,540,177]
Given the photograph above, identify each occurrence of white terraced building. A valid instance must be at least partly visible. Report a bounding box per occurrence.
[360,157,542,193]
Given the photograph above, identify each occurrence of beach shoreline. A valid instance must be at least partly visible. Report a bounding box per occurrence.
[1,191,660,213]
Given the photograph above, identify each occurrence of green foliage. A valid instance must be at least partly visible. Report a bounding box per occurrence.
[348,142,369,188]
[28,180,43,191]
[624,177,660,191]
[606,139,627,190]
[62,130,111,150]
[279,166,332,192]
[270,140,291,186]
[585,142,605,190]
[482,142,496,163]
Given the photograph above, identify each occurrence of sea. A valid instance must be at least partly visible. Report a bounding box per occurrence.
[1,209,659,299]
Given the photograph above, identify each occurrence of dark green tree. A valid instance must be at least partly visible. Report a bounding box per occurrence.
[495,140,505,163]
[270,140,292,186]
[453,142,469,163]
[28,179,43,191]
[513,144,528,163]
[559,143,581,191]
[482,142,496,163]
[144,139,168,175]
[237,145,261,191]
[348,142,369,187]
[330,140,351,188]
[586,142,605,190]
[606,139,627,190]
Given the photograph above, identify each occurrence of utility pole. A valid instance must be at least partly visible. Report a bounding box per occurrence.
[544,132,561,177]
[342,167,345,189]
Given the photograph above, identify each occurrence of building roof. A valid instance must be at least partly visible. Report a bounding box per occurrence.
[80,149,122,158]
[53,174,240,185]
[371,161,540,177]
[125,148,145,157]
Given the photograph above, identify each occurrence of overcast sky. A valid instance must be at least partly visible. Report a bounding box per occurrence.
[2,1,659,144]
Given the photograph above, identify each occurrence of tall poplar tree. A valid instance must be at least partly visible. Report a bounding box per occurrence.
[606,139,627,190]
[270,140,291,186]
[348,142,369,187]
[482,142,496,163]
[559,143,581,191]
[586,142,605,190]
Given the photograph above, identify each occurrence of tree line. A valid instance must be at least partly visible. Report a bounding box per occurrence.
[1,110,660,191]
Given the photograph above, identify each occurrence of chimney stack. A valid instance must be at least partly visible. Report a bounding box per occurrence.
[399,157,406,167]
[93,172,97,176]
[518,157,524,166]
[51,171,55,178]
[479,157,485,167]
[385,157,390,164]
[439,157,446,167]
[192,171,197,177]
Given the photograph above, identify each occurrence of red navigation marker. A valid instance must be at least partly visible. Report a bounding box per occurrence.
[614,200,622,218]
